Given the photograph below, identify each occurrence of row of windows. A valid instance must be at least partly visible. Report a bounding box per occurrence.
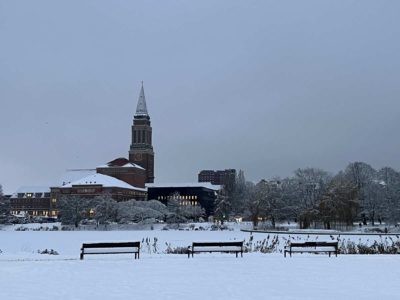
[11,210,58,217]
[17,193,51,198]
[12,199,50,205]
[180,201,198,206]
[78,188,96,194]
[157,195,198,201]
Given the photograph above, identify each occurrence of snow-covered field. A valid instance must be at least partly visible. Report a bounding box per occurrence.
[1,228,400,299]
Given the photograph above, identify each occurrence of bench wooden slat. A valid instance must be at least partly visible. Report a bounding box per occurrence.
[188,241,244,258]
[284,241,338,258]
[80,241,140,260]
[192,242,243,247]
[82,242,140,249]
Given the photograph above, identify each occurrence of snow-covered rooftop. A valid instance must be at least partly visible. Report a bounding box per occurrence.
[58,169,97,186]
[11,186,50,198]
[61,173,146,192]
[97,162,144,170]
[146,182,221,191]
[96,158,145,170]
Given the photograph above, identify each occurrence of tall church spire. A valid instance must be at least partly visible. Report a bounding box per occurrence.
[135,81,148,117]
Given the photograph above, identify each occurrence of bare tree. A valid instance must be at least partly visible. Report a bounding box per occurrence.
[345,162,379,225]
[320,173,359,228]
[293,168,331,228]
[378,167,400,225]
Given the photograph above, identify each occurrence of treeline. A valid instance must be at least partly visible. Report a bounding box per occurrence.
[58,194,205,227]
[215,162,400,229]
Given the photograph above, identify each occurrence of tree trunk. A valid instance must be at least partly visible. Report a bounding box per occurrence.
[252,215,259,229]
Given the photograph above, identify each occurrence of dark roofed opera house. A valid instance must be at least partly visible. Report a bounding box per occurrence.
[147,183,220,216]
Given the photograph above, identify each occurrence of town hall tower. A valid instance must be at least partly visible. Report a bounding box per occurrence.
[129,82,155,183]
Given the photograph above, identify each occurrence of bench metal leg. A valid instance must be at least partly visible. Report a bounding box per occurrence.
[80,252,84,260]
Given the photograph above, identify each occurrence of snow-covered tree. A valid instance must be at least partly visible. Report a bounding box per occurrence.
[378,167,400,224]
[58,196,93,227]
[344,162,380,225]
[117,200,165,223]
[214,188,231,224]
[0,184,11,218]
[180,204,205,221]
[230,169,248,214]
[92,194,118,226]
[292,168,331,228]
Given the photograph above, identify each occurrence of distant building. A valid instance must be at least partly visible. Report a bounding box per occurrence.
[10,186,56,218]
[147,183,220,216]
[198,169,236,186]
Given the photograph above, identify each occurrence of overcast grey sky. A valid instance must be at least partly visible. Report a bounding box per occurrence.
[1,0,400,193]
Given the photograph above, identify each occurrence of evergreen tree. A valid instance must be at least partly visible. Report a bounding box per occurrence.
[214,188,231,224]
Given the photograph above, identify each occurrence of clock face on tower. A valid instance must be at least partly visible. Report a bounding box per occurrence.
[134,153,142,161]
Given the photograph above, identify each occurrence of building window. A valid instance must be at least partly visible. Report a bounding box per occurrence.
[26,193,33,198]
[52,198,57,204]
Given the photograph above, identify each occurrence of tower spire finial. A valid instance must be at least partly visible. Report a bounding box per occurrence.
[135,81,148,116]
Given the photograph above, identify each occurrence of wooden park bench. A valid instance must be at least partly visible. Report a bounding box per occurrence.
[284,241,338,257]
[188,241,244,258]
[80,241,140,260]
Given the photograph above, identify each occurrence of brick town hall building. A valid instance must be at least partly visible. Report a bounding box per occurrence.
[11,83,154,217]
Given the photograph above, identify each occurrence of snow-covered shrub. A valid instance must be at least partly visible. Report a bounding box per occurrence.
[117,200,166,224]
[164,243,189,254]
[38,249,59,255]
[338,237,400,254]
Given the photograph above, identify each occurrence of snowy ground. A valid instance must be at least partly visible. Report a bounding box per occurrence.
[1,228,400,299]
[1,253,399,299]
